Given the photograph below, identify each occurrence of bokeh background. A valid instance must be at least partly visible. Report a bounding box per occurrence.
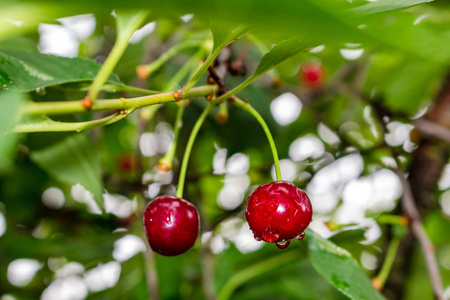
[0,1,449,299]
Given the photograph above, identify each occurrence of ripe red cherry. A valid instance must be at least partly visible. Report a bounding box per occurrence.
[245,181,313,249]
[143,195,200,256]
[117,153,138,173]
[300,62,324,88]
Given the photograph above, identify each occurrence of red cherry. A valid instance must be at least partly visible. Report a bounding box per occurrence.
[300,62,324,88]
[245,181,313,249]
[117,153,137,173]
[143,195,200,256]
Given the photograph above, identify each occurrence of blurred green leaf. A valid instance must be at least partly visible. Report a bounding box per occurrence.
[330,228,367,245]
[382,59,444,114]
[115,10,148,39]
[350,0,433,15]
[227,37,316,97]
[30,133,104,210]
[307,229,386,300]
[15,110,131,133]
[21,0,450,63]
[210,18,248,52]
[0,91,24,173]
[253,37,316,79]
[0,49,120,92]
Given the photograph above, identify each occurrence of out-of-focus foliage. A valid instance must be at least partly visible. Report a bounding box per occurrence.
[0,1,449,300]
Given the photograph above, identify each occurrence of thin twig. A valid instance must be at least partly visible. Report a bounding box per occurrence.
[143,243,160,300]
[333,57,446,299]
[375,108,446,300]
[393,167,445,300]
[201,235,217,300]
[414,119,450,143]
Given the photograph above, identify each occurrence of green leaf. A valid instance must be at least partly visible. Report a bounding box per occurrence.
[30,134,104,210]
[350,0,433,15]
[115,10,149,39]
[382,59,444,114]
[210,18,248,52]
[88,10,149,102]
[12,0,450,64]
[0,91,24,173]
[253,37,316,79]
[307,229,386,300]
[15,109,132,133]
[221,36,315,98]
[0,49,121,92]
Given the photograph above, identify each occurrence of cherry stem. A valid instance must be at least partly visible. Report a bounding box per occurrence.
[138,47,207,122]
[141,39,204,77]
[373,235,401,290]
[176,103,214,198]
[375,214,408,227]
[232,96,282,181]
[89,11,148,104]
[180,46,223,98]
[159,102,186,171]
[163,47,208,92]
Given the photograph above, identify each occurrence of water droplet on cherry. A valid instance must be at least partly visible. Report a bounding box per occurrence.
[296,231,306,240]
[262,226,279,243]
[276,239,290,249]
[245,181,313,250]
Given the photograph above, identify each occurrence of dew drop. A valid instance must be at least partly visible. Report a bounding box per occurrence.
[262,226,279,243]
[296,231,305,240]
[253,234,262,241]
[36,87,46,95]
[276,239,290,250]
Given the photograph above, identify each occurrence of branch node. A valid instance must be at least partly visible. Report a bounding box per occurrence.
[81,96,93,110]
[173,90,181,100]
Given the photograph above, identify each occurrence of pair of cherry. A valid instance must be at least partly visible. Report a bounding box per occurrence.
[144,181,313,256]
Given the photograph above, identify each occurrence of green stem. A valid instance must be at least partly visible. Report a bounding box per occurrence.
[139,46,207,132]
[61,83,160,95]
[180,45,223,98]
[14,109,133,132]
[88,11,148,103]
[21,85,217,117]
[375,214,408,227]
[374,236,401,288]
[163,47,207,92]
[232,97,282,181]
[158,103,186,171]
[176,103,214,198]
[217,251,299,300]
[215,101,228,124]
[107,84,160,95]
[157,49,207,171]
[213,76,256,104]
[144,39,204,76]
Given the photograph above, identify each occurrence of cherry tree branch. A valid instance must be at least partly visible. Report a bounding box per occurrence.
[20,85,217,117]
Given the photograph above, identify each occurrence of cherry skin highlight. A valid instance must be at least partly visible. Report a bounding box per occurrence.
[245,181,313,249]
[143,195,199,256]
